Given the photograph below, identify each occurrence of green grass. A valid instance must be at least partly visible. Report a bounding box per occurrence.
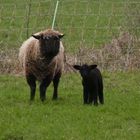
[0,1,140,139]
[0,72,140,140]
[0,0,139,51]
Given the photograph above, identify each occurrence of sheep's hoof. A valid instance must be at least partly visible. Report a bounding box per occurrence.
[94,103,98,106]
[52,96,58,100]
[52,98,58,100]
[84,102,88,104]
[41,98,46,102]
[100,100,104,104]
[29,100,34,105]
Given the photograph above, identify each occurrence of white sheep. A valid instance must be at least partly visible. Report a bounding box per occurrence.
[19,29,65,101]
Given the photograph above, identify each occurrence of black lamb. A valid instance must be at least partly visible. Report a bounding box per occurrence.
[73,64,104,105]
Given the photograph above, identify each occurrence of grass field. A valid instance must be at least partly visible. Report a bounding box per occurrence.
[0,1,140,139]
[0,72,140,140]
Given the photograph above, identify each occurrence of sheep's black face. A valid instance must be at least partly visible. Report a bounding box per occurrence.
[42,35,60,56]
[32,33,64,57]
[73,64,97,79]
[78,65,91,79]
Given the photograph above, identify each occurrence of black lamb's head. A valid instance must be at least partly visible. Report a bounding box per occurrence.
[73,64,97,79]
[32,29,64,57]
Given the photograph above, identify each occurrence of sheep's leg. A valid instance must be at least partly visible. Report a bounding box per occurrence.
[40,77,52,102]
[26,74,36,101]
[98,80,104,104]
[83,87,89,104]
[89,81,98,106]
[99,90,104,104]
[52,73,61,100]
[93,90,98,106]
[88,92,94,104]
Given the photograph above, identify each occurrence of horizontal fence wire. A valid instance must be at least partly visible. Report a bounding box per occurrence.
[0,0,140,72]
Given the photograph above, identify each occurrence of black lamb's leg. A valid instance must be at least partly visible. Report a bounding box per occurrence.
[99,84,104,104]
[52,72,61,100]
[94,93,98,106]
[26,74,36,101]
[89,92,94,104]
[90,80,98,106]
[83,86,89,104]
[99,90,104,104]
[92,86,98,106]
[93,91,98,106]
[98,78,104,104]
[40,76,52,102]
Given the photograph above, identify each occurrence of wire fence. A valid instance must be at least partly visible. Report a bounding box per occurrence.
[0,0,140,73]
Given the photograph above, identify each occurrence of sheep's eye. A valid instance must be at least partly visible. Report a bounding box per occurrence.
[53,36,59,40]
[43,36,49,40]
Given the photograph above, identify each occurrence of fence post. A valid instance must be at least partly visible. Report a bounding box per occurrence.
[51,0,59,30]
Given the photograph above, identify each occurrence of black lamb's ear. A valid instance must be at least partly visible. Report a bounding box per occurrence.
[32,34,43,40]
[58,34,64,39]
[89,64,97,70]
[73,65,81,70]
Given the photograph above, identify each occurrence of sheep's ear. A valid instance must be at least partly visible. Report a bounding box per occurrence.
[58,34,64,39]
[73,65,81,70]
[32,34,42,40]
[89,65,97,70]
